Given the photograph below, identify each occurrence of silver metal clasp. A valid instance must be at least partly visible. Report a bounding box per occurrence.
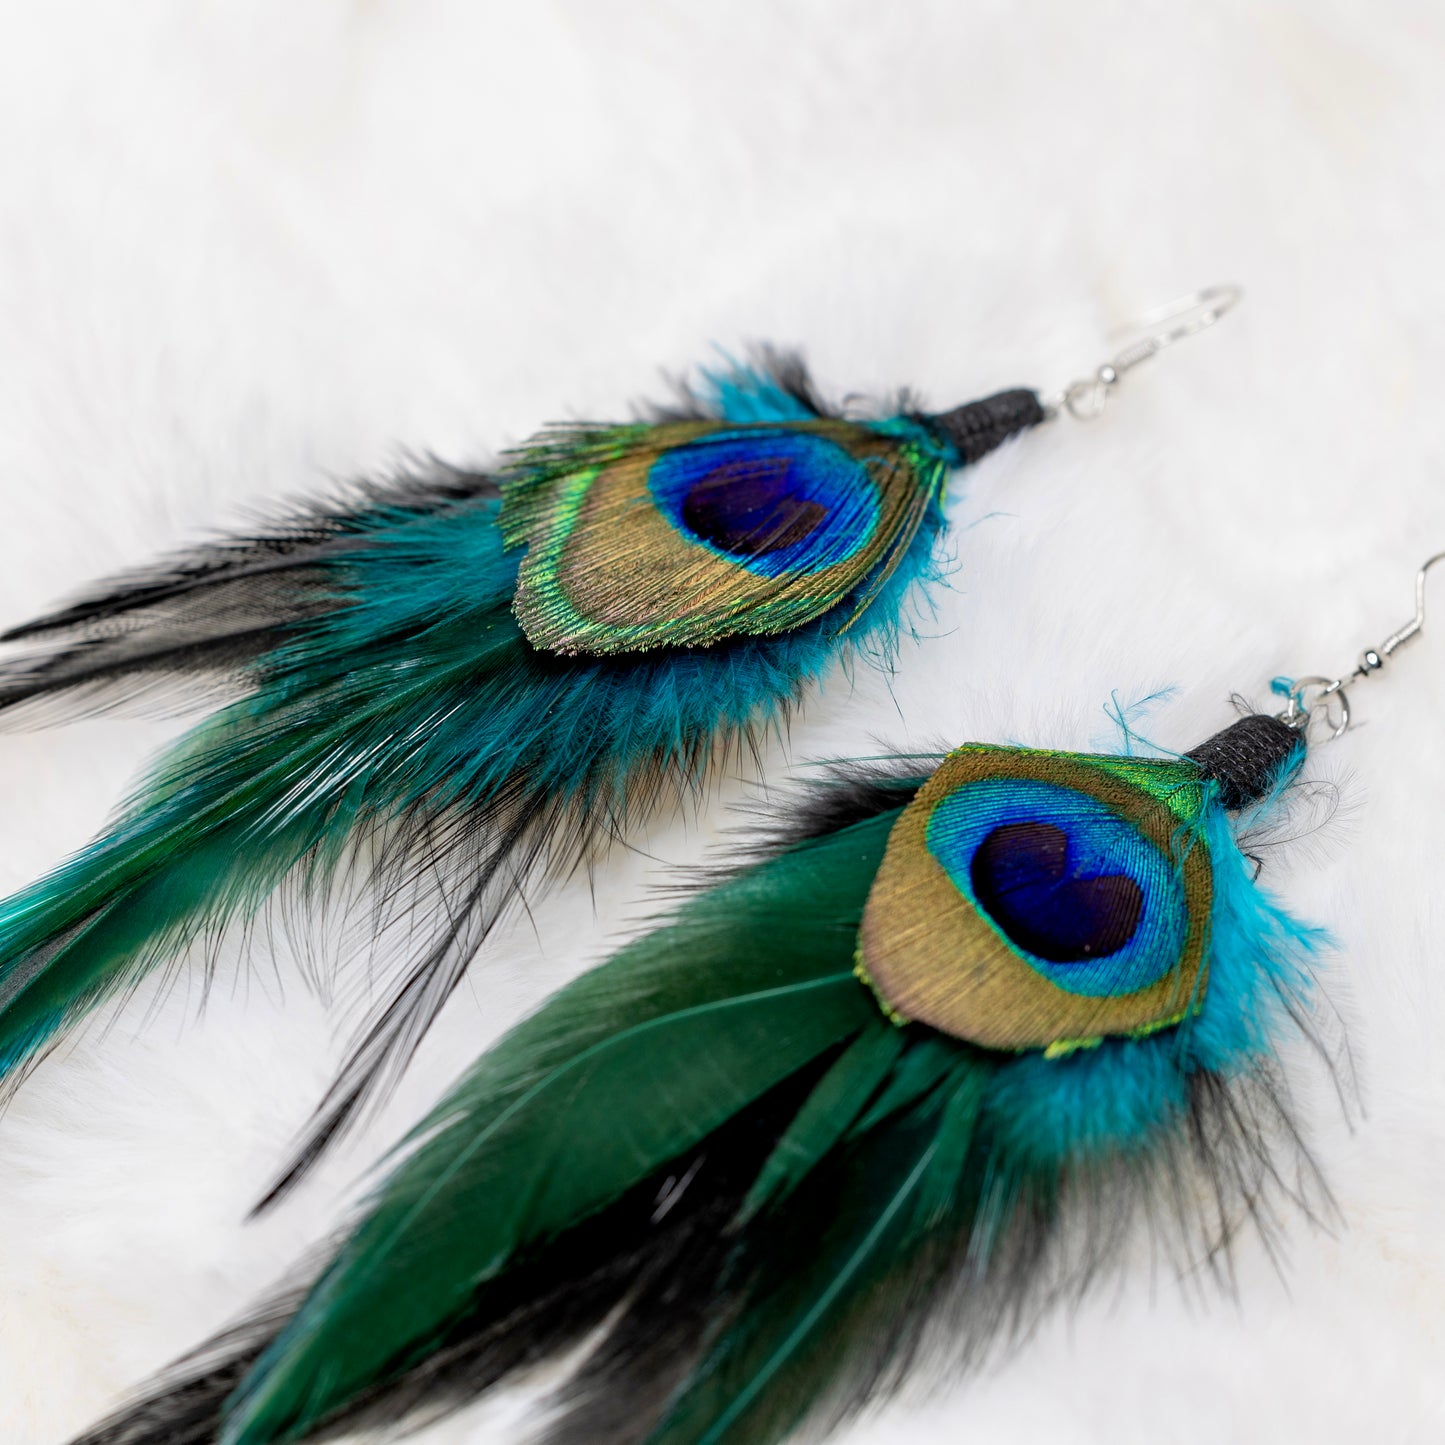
[1045,283,1243,422]
[1278,551,1445,741]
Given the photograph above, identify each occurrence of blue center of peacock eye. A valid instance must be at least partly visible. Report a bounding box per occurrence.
[924,778,1188,997]
[969,821,1144,962]
[679,456,827,556]
[646,428,881,577]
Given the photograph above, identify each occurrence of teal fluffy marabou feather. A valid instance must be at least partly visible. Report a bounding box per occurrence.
[0,359,954,1193]
[72,755,1330,1445]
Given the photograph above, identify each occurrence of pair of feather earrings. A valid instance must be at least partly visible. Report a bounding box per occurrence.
[0,287,1424,1445]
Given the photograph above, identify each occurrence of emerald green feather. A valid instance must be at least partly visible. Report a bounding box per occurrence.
[228,977,871,1444]
[739,1022,903,1223]
[850,1034,962,1134]
[0,703,362,1075]
[221,818,892,1445]
[650,1068,986,1445]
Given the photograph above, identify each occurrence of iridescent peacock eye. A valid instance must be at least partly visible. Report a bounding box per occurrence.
[504,419,947,654]
[648,430,878,574]
[677,455,826,556]
[858,746,1213,1051]
[968,821,1145,963]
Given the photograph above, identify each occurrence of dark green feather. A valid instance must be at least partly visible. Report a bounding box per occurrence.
[221,817,894,1444]
[649,1068,987,1445]
[739,1022,904,1223]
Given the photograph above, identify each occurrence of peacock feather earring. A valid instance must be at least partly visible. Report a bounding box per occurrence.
[0,287,1239,1202]
[71,552,1441,1445]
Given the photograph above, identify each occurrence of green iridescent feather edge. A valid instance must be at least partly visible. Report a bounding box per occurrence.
[498,412,954,654]
[70,737,1334,1445]
[0,353,1038,1204]
[855,747,1213,1048]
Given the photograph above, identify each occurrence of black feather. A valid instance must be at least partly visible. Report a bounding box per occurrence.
[0,465,497,720]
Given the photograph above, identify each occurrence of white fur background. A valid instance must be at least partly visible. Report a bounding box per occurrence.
[1,3,1443,1442]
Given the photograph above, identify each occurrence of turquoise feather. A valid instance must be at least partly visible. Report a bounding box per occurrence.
[0,353,1019,1198]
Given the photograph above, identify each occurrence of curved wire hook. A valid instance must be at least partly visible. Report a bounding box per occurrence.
[1280,551,1445,740]
[1356,550,1445,673]
[1047,283,1243,421]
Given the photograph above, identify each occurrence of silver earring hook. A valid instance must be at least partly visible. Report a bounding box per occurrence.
[1044,283,1244,422]
[1357,550,1445,671]
[1279,552,1445,740]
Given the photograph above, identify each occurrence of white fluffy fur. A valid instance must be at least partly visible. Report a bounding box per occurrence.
[1,3,1443,1442]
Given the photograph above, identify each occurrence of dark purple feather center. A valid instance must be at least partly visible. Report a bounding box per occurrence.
[970,821,1144,963]
[680,457,828,556]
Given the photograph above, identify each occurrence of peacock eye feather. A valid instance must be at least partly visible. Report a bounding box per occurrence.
[499,418,950,655]
[857,745,1213,1052]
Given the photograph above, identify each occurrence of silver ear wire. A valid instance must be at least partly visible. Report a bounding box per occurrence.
[1354,551,1445,675]
[1279,552,1445,740]
[1043,283,1243,422]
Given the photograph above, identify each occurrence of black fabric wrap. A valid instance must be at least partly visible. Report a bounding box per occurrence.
[1184,713,1303,811]
[922,389,1047,464]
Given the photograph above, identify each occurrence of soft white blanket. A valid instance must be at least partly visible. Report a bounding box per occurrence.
[1,4,1441,1442]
